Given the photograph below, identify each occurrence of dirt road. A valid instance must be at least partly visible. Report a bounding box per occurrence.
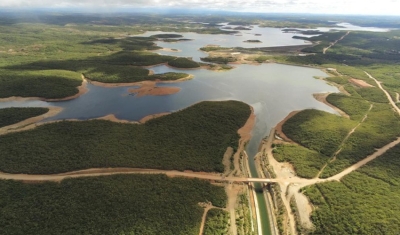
[1,129,399,184]
[365,71,400,115]
[323,31,350,54]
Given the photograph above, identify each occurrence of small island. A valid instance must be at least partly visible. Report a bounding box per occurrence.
[243,39,262,43]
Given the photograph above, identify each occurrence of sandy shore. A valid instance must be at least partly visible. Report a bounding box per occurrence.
[86,73,193,87]
[0,106,63,135]
[238,107,256,143]
[96,114,135,123]
[313,93,350,119]
[274,111,299,143]
[139,113,170,123]
[159,48,182,52]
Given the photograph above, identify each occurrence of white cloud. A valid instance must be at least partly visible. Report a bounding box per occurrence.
[0,0,399,15]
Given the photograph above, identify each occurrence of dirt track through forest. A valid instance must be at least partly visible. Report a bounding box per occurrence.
[323,31,350,54]
[315,103,373,178]
[0,131,399,183]
[366,71,400,115]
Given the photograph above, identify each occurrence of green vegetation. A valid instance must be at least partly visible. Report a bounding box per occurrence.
[244,40,262,43]
[303,143,400,235]
[83,65,150,83]
[203,209,230,235]
[321,103,400,177]
[168,57,201,68]
[200,47,231,52]
[282,109,357,157]
[0,174,227,235]
[83,65,188,83]
[0,101,250,174]
[150,34,183,38]
[252,55,270,63]
[201,56,238,64]
[325,76,348,85]
[0,70,82,99]
[236,192,256,235]
[326,93,370,120]
[0,21,200,98]
[0,107,49,128]
[273,144,329,178]
[357,87,388,103]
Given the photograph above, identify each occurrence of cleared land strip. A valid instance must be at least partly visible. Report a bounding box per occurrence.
[323,31,350,54]
[315,103,373,178]
[2,135,400,184]
[365,71,400,115]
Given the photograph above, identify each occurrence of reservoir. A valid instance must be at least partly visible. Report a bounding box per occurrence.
[0,27,339,235]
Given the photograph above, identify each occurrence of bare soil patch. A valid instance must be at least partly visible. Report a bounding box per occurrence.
[222,147,234,176]
[128,81,181,97]
[349,78,374,88]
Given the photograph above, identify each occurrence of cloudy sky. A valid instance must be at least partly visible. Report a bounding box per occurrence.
[1,0,400,15]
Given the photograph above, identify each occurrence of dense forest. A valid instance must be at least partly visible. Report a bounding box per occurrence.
[0,174,227,235]
[0,70,82,99]
[0,107,49,128]
[0,101,251,174]
[167,57,201,69]
[201,56,238,64]
[326,93,370,121]
[282,109,357,157]
[203,209,230,235]
[321,103,400,177]
[304,143,400,235]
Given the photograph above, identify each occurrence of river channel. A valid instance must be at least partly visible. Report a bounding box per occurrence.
[0,26,341,235]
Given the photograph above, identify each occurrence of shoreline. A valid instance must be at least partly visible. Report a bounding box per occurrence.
[274,111,299,143]
[128,81,181,97]
[313,93,350,119]
[0,106,63,135]
[86,73,194,88]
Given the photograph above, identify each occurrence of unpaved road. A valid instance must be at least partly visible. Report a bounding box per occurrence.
[323,31,350,54]
[316,103,373,178]
[365,71,400,115]
[1,131,399,184]
[264,125,400,234]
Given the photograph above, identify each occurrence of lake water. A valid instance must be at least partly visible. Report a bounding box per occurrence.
[138,25,313,62]
[316,22,390,32]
